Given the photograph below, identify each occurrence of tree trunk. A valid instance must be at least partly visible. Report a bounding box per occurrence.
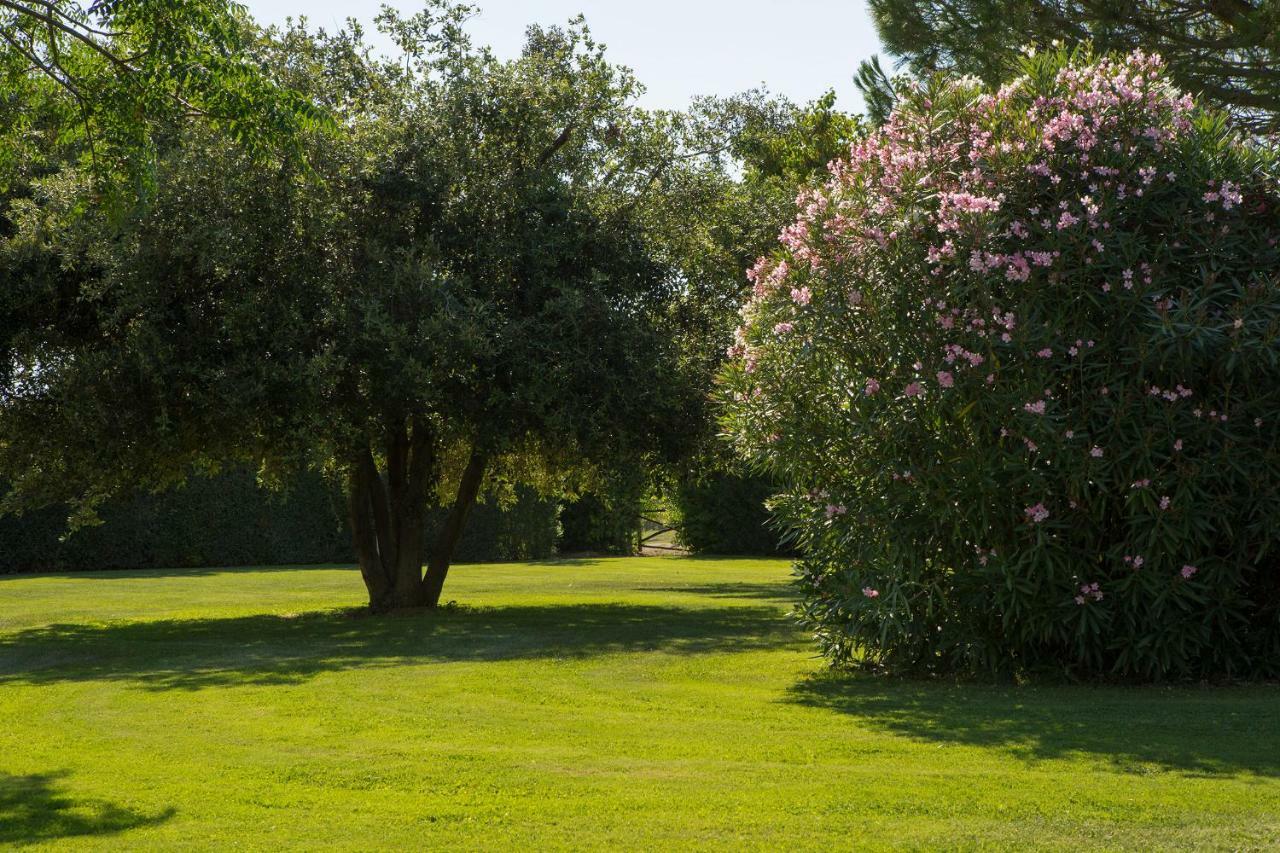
[347,418,435,610]
[421,448,486,607]
[389,423,434,608]
[348,460,393,611]
[346,421,485,611]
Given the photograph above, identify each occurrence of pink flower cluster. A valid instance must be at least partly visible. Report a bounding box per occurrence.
[1075,582,1104,605]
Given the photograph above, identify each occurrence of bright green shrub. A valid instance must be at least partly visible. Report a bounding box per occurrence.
[722,50,1280,679]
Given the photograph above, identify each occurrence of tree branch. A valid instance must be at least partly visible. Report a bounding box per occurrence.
[536,120,576,166]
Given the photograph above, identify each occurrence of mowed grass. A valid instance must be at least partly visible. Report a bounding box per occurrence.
[1,558,1278,850]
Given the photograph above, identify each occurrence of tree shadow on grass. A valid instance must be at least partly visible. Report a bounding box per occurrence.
[787,671,1280,778]
[0,604,801,692]
[0,564,352,582]
[642,582,798,603]
[0,771,174,844]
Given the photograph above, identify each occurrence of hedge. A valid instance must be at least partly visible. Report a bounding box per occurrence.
[0,471,559,573]
[673,472,791,556]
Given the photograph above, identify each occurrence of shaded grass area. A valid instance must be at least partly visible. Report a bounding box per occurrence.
[0,772,174,844]
[0,557,1278,850]
[789,673,1280,779]
[0,603,794,691]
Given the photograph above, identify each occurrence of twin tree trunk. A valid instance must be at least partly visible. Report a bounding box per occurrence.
[346,422,486,611]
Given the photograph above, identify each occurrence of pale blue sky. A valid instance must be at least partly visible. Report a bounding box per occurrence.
[244,1,884,113]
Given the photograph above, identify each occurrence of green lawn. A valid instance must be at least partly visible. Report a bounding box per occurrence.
[1,557,1278,850]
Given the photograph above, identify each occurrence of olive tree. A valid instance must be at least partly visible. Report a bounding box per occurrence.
[0,4,693,609]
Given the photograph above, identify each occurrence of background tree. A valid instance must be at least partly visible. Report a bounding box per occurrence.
[635,91,862,553]
[859,0,1280,133]
[0,3,694,609]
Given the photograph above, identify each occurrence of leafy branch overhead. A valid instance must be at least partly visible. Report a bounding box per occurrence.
[0,0,329,194]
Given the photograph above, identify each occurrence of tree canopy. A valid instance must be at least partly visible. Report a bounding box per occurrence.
[863,0,1280,133]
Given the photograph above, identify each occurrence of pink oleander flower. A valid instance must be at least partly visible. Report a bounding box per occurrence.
[1076,582,1103,604]
[1181,564,1198,579]
[864,378,880,396]
[1024,400,1046,415]
[773,322,794,335]
[937,371,954,388]
[904,381,923,398]
[1159,495,1171,510]
[1090,446,1104,458]
[1025,503,1049,523]
[862,587,880,599]
[790,286,811,306]
[825,503,847,519]
[941,191,1003,214]
[1037,348,1053,358]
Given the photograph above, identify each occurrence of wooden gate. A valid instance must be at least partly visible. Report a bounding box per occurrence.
[637,505,682,553]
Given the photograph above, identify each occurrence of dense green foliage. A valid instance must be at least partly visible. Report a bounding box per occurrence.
[557,493,638,555]
[436,491,560,564]
[672,473,789,556]
[2,558,1279,848]
[0,472,350,572]
[864,0,1280,133]
[724,50,1280,679]
[0,473,558,573]
[0,4,863,584]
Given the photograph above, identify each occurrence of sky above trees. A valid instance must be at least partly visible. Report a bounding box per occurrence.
[245,0,883,112]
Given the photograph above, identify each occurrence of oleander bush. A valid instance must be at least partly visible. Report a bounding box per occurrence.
[722,49,1280,679]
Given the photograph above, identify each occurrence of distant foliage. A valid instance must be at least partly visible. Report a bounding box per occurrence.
[438,491,561,565]
[558,494,639,556]
[723,50,1280,679]
[673,473,790,556]
[0,474,558,573]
